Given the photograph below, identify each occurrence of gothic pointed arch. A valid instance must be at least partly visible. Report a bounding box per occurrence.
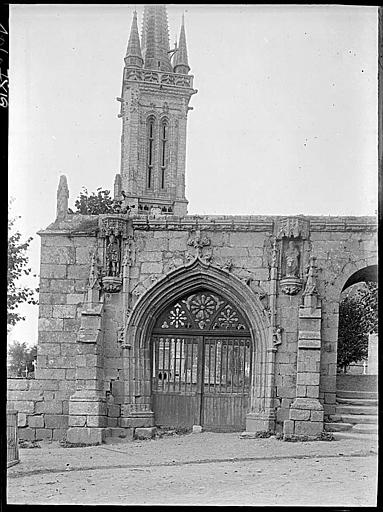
[123,258,274,428]
[126,257,270,353]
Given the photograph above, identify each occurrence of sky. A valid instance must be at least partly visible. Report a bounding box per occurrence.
[9,4,378,346]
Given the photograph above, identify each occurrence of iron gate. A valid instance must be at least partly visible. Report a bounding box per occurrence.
[151,291,252,431]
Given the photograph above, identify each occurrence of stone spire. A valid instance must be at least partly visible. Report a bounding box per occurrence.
[56,175,69,220]
[125,10,143,68]
[173,14,190,74]
[141,5,172,72]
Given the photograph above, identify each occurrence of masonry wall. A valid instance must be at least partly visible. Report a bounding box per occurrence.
[7,214,377,439]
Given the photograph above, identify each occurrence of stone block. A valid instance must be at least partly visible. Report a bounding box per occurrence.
[40,264,67,279]
[12,401,35,414]
[66,427,106,445]
[278,364,296,376]
[294,421,323,436]
[60,343,77,357]
[18,428,36,441]
[63,318,80,332]
[134,427,156,440]
[310,410,324,422]
[291,397,323,411]
[37,343,61,356]
[37,369,66,380]
[28,415,45,428]
[68,415,87,427]
[44,414,69,429]
[52,428,67,441]
[50,279,76,294]
[324,392,336,404]
[107,404,120,418]
[67,265,89,280]
[192,425,203,433]
[36,401,63,414]
[66,369,76,380]
[39,292,68,305]
[306,385,320,398]
[276,408,290,422]
[7,379,30,391]
[35,428,53,441]
[38,318,64,332]
[283,420,294,436]
[52,305,77,318]
[41,246,75,265]
[110,427,134,439]
[296,372,320,386]
[119,416,153,428]
[17,413,27,427]
[140,262,163,274]
[107,417,118,427]
[75,247,94,264]
[289,408,310,421]
[69,401,107,416]
[67,293,85,305]
[296,385,307,397]
[87,415,108,428]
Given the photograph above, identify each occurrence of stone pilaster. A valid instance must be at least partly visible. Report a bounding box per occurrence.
[67,302,108,444]
[283,257,324,438]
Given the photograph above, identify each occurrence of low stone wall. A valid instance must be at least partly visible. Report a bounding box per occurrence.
[336,374,378,392]
[7,378,68,442]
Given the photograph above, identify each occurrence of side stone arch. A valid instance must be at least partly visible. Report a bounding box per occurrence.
[319,254,378,416]
[120,258,276,432]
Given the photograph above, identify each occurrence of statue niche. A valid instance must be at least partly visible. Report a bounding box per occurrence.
[101,230,124,293]
[280,239,302,295]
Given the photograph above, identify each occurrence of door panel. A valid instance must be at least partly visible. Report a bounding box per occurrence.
[152,335,252,431]
[152,336,201,428]
[202,337,251,431]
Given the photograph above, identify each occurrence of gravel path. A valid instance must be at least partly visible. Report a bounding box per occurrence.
[7,432,378,506]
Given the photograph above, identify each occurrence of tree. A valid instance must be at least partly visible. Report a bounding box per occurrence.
[7,210,38,330]
[337,281,378,372]
[7,341,37,378]
[74,187,116,215]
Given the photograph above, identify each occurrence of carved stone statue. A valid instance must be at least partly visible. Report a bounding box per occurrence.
[284,241,300,277]
[106,234,120,277]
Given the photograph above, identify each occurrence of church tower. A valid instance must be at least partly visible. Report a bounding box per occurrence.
[116,5,197,216]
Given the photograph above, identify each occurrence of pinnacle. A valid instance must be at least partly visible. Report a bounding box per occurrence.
[173,13,190,74]
[125,9,143,67]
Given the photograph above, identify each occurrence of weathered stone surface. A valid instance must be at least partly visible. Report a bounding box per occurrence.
[134,427,156,439]
[294,421,323,436]
[69,401,107,416]
[41,246,75,265]
[52,305,77,318]
[87,415,108,428]
[296,372,320,386]
[38,318,64,332]
[290,398,323,411]
[66,427,106,445]
[52,428,67,441]
[12,401,35,414]
[35,428,53,441]
[289,408,310,421]
[17,413,27,427]
[44,414,69,429]
[69,415,87,427]
[18,428,36,441]
[35,401,63,414]
[27,415,45,428]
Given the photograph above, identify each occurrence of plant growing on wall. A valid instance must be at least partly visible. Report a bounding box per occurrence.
[337,281,378,372]
[7,206,38,330]
[74,187,116,215]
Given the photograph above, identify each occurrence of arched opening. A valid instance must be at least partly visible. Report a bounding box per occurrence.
[151,289,252,431]
[123,259,273,433]
[337,265,378,377]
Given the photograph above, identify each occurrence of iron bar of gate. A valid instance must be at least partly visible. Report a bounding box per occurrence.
[167,338,171,392]
[214,338,217,393]
[178,338,183,391]
[161,338,165,391]
[242,340,246,393]
[7,409,19,468]
[173,338,177,391]
[207,340,211,392]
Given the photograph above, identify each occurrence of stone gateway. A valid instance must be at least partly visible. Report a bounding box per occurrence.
[8,5,377,444]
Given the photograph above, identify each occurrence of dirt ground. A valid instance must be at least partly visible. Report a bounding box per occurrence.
[7,432,378,506]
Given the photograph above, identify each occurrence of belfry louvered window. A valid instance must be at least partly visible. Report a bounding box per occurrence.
[147,117,155,189]
[160,119,168,189]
